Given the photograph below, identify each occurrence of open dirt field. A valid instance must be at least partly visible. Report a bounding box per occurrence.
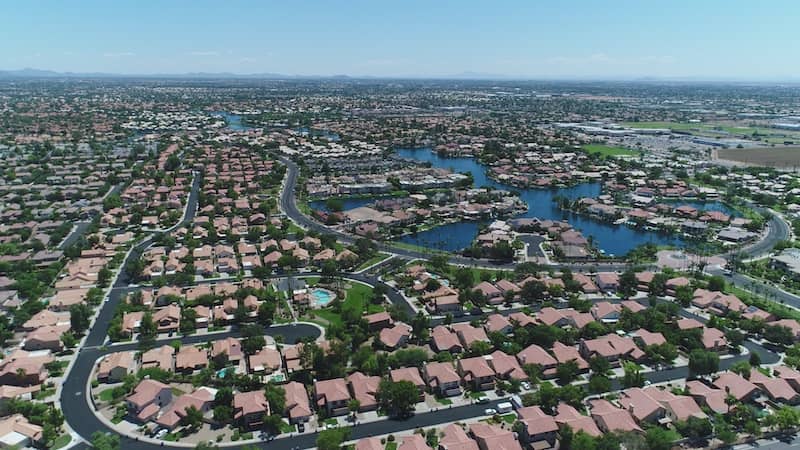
[715,146,800,169]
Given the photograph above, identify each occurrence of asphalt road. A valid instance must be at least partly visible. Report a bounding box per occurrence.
[57,160,792,449]
[277,157,635,272]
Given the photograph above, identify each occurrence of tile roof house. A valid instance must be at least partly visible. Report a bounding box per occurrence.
[248,347,282,374]
[486,350,526,381]
[0,349,53,387]
[589,398,642,434]
[686,380,728,414]
[468,422,523,450]
[431,325,463,353]
[554,403,602,437]
[551,342,589,371]
[390,367,426,399]
[484,313,513,334]
[517,344,558,377]
[234,390,270,429]
[284,381,313,424]
[439,424,480,450]
[0,414,43,448]
[212,337,243,364]
[378,322,412,350]
[141,345,174,371]
[175,346,209,374]
[357,437,384,450]
[618,387,666,424]
[398,434,433,450]
[713,371,759,402]
[516,405,558,447]
[579,334,645,366]
[423,361,462,397]
[97,351,135,383]
[457,357,495,391]
[347,371,381,411]
[452,323,489,349]
[314,378,351,416]
[642,387,707,422]
[127,379,173,423]
[156,387,215,431]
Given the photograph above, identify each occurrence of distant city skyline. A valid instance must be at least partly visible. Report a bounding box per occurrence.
[3,0,800,81]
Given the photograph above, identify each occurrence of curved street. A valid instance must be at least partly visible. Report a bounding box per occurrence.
[57,157,793,450]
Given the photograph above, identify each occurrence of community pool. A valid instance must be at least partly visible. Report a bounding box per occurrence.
[310,288,336,308]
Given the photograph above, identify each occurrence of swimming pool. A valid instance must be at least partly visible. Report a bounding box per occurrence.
[310,288,336,308]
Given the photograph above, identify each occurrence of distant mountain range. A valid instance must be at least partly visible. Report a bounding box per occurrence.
[1,67,798,83]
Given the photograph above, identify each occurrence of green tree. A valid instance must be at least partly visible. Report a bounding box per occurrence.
[588,375,611,394]
[180,405,204,432]
[138,311,157,348]
[265,384,286,414]
[688,349,719,376]
[69,303,92,334]
[376,380,418,418]
[316,427,351,450]
[645,427,679,450]
[622,362,644,388]
[556,360,580,386]
[571,430,597,450]
[91,431,120,450]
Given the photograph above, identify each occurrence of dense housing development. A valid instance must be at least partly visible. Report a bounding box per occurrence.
[3,77,800,450]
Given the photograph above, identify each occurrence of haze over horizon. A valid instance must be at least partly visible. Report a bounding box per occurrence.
[2,0,800,81]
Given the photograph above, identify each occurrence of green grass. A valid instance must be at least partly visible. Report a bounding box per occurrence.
[303,276,320,286]
[582,144,640,157]
[435,396,453,405]
[355,253,390,271]
[389,241,448,255]
[51,434,72,450]
[324,418,339,426]
[163,433,179,442]
[287,222,305,234]
[98,388,115,402]
[314,310,344,328]
[499,413,517,424]
[469,391,487,399]
[34,387,55,400]
[279,420,294,434]
[385,443,398,450]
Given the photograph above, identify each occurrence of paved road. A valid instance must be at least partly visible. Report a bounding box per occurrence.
[58,159,791,450]
[278,157,633,272]
[59,221,91,250]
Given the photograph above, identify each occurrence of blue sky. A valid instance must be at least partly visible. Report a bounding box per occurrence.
[1,0,798,80]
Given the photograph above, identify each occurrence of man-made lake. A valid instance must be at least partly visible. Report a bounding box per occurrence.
[309,197,376,212]
[211,111,251,131]
[395,148,687,256]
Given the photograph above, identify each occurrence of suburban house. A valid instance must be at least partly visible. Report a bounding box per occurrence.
[127,379,173,423]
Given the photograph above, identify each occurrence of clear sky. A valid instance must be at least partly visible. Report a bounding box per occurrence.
[2,0,798,80]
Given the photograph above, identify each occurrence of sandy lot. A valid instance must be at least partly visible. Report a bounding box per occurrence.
[715,146,800,169]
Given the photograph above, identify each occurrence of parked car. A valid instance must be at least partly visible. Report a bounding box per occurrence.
[484,408,497,416]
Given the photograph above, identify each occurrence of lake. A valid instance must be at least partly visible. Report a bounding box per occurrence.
[395,148,685,255]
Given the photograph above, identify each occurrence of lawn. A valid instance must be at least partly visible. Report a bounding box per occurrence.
[355,253,391,271]
[279,420,294,434]
[98,388,115,402]
[582,144,640,157]
[435,396,453,405]
[385,443,398,450]
[51,434,72,450]
[308,282,380,328]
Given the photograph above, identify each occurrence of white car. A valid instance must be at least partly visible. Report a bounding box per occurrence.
[155,429,168,439]
[521,382,532,390]
[484,408,497,416]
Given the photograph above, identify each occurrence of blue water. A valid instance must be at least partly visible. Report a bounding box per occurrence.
[211,111,252,131]
[311,288,334,307]
[395,148,685,255]
[296,127,341,142]
[309,197,376,213]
